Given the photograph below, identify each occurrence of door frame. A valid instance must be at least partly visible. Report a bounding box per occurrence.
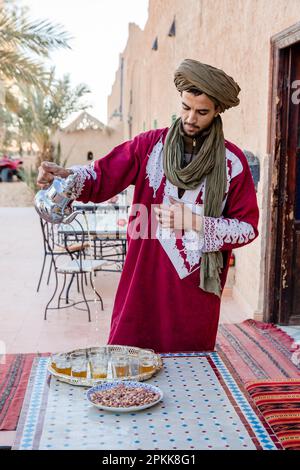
[264,22,300,324]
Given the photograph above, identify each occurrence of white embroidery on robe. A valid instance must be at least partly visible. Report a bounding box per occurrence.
[154,144,247,277]
[221,148,239,212]
[156,178,205,278]
[226,148,243,179]
[68,162,97,198]
[145,137,164,197]
[181,198,205,268]
[157,225,190,278]
[202,217,256,252]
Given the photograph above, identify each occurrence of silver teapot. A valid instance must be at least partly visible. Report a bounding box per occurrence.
[34,174,80,224]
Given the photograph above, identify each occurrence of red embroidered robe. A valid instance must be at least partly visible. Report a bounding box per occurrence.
[70,128,259,353]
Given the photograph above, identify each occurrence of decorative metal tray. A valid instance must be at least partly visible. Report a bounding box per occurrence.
[47,345,163,387]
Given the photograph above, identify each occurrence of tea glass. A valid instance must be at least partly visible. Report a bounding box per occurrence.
[138,350,156,375]
[70,352,87,378]
[89,351,109,379]
[111,350,130,378]
[52,353,71,376]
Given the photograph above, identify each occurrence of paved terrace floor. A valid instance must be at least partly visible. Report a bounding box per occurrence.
[0,207,249,355]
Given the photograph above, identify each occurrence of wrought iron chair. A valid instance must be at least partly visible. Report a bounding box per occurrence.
[91,205,129,271]
[71,203,129,271]
[43,217,108,322]
[36,217,90,292]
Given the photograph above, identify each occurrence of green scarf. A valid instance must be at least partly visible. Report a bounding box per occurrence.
[163,116,226,297]
[163,59,241,297]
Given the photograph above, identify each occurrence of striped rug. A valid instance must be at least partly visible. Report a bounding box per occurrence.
[0,353,49,431]
[216,320,300,383]
[246,379,300,450]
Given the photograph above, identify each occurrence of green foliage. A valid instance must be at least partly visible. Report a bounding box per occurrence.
[19,141,68,194]
[17,165,38,194]
[0,3,90,165]
[53,140,61,165]
[19,70,91,134]
[53,141,68,168]
[0,5,71,92]
[14,73,90,162]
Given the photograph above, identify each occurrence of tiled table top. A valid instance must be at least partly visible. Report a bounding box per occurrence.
[13,352,281,450]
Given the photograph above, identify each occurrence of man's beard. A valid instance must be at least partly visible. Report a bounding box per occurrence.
[180,119,212,139]
[182,122,203,138]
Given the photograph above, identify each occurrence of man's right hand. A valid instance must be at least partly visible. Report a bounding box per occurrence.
[37,161,72,189]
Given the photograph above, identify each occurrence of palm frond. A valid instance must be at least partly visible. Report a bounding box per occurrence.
[0,50,49,91]
[0,11,72,56]
[4,88,21,114]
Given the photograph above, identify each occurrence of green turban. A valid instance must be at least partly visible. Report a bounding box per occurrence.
[174,59,241,112]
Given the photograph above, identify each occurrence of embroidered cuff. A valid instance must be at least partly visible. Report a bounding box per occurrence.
[67,162,97,199]
[202,216,256,252]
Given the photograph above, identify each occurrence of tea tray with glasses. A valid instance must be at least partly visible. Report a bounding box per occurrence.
[47,345,163,387]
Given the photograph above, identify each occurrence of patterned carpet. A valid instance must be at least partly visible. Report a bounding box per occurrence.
[246,379,300,450]
[0,353,49,431]
[216,320,300,382]
[216,320,300,450]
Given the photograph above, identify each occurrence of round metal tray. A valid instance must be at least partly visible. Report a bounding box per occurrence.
[48,345,163,387]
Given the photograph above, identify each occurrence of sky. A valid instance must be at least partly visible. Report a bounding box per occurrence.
[20,0,149,124]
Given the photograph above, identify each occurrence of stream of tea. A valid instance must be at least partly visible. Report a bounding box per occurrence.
[83,211,100,333]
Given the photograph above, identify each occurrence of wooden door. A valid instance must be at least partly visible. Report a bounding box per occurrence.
[271,42,300,325]
[292,43,300,322]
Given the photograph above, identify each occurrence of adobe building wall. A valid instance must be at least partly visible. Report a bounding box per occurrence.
[52,127,122,167]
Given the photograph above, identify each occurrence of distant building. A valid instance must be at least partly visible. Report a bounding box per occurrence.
[52,111,121,167]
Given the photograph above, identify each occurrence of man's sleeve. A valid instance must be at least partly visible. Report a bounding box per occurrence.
[201,153,259,252]
[68,134,144,203]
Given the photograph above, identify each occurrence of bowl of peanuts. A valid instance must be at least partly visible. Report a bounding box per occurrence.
[87,380,163,412]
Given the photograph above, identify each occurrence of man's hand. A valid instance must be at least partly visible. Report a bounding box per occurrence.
[37,161,72,189]
[154,196,203,232]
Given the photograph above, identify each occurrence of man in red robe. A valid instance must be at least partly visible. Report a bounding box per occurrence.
[37,60,259,353]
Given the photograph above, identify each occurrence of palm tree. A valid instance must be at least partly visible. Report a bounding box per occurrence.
[0,4,72,97]
[12,72,91,192]
[16,71,91,165]
[0,1,73,152]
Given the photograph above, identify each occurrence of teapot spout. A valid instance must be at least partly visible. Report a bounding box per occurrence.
[63,210,81,224]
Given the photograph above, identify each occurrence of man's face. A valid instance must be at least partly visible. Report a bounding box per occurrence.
[180,91,219,137]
